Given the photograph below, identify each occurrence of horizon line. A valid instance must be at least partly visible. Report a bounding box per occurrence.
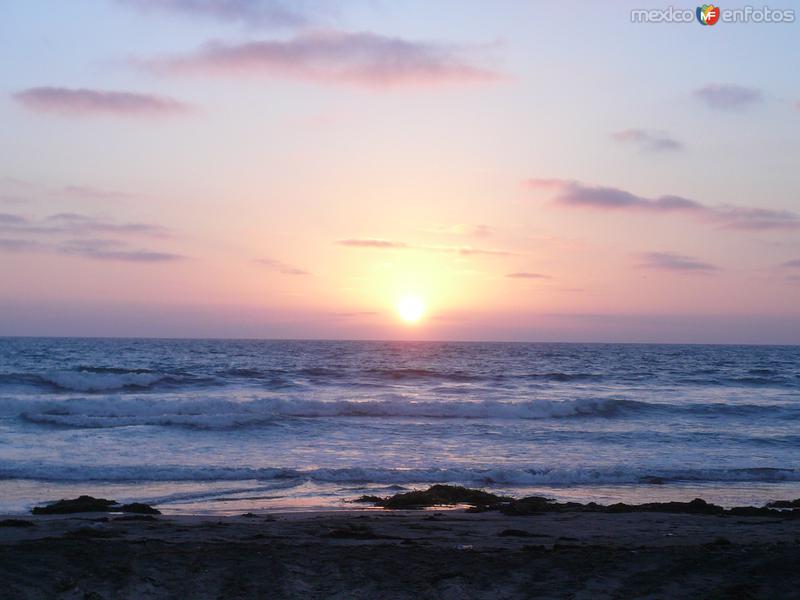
[1,334,798,348]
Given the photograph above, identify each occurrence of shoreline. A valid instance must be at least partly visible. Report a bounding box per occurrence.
[5,478,800,517]
[3,506,800,598]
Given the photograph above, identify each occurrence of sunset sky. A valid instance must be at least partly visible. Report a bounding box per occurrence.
[1,1,799,343]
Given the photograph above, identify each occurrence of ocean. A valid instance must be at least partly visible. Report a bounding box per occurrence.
[1,337,799,514]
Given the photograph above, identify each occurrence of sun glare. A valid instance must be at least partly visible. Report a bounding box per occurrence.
[396,295,425,324]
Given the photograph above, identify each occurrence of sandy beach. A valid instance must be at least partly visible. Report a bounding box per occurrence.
[3,506,800,599]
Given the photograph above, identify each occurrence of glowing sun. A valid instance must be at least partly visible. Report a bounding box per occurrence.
[396,295,426,324]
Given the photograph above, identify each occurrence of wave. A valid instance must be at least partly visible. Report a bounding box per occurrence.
[14,396,648,429]
[1,462,797,485]
[0,370,186,393]
[10,395,800,429]
[2,363,796,395]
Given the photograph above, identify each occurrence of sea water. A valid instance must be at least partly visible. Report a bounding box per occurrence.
[1,338,798,514]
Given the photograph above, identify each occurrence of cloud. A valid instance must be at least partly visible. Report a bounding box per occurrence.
[693,84,763,110]
[0,212,178,262]
[0,238,47,252]
[780,259,800,269]
[255,258,309,275]
[57,239,183,261]
[527,178,800,232]
[636,252,718,273]
[453,246,516,257]
[14,87,191,117]
[337,238,409,249]
[145,31,501,88]
[62,185,138,200]
[0,213,28,225]
[611,129,683,152]
[115,0,310,28]
[336,238,517,257]
[428,224,493,237]
[506,272,551,279]
[0,212,167,237]
[0,237,182,262]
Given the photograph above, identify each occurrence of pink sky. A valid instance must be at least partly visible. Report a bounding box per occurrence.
[1,1,799,343]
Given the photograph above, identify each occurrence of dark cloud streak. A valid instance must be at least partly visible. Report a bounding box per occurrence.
[14,87,191,117]
[527,178,800,232]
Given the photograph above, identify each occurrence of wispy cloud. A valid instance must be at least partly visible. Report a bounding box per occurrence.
[0,237,182,262]
[336,238,517,256]
[115,0,311,28]
[0,212,167,237]
[0,238,47,252]
[62,185,139,200]
[14,87,191,117]
[255,258,309,275]
[693,83,763,111]
[2,179,140,203]
[144,31,502,88]
[780,259,800,269]
[636,252,718,273]
[58,239,183,261]
[506,272,551,279]
[611,129,683,152]
[427,223,493,237]
[0,213,29,226]
[453,246,516,257]
[337,238,409,249]
[0,211,178,262]
[527,178,800,232]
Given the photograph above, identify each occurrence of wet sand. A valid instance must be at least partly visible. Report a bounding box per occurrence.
[2,509,800,598]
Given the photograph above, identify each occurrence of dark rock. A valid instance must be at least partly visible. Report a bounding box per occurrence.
[31,495,160,515]
[366,485,512,510]
[765,499,800,509]
[0,519,35,528]
[32,495,117,515]
[606,498,725,515]
[118,502,160,515]
[352,495,386,504]
[114,515,158,522]
[502,496,731,516]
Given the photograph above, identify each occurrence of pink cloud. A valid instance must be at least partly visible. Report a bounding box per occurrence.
[636,252,718,273]
[527,178,800,232]
[255,258,309,275]
[336,238,408,249]
[14,87,191,117]
[145,31,502,88]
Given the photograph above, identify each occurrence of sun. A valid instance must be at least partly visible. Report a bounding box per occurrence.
[396,295,426,324]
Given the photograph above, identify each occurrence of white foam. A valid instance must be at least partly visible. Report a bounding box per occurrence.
[0,462,796,485]
[15,396,643,428]
[41,371,166,392]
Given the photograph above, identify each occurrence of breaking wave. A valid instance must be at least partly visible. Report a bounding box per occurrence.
[0,462,797,485]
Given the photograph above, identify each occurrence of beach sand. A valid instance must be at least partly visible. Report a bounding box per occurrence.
[2,508,800,599]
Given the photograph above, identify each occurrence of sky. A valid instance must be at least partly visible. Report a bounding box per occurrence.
[1,0,799,343]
